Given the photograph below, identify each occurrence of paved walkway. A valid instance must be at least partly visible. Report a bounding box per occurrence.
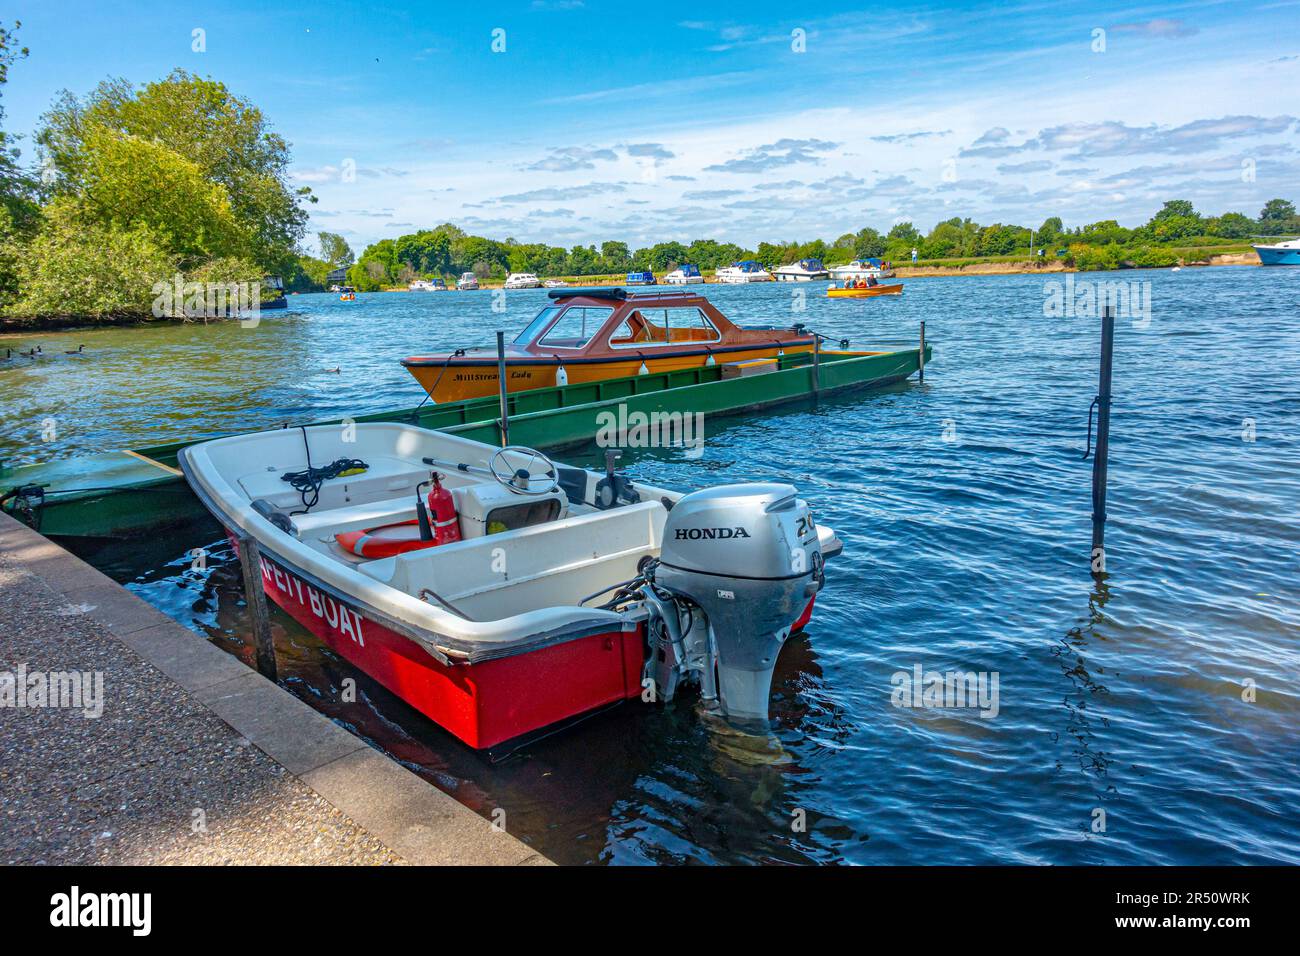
[0,512,548,865]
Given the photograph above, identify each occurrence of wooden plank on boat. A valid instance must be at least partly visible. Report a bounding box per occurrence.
[720,358,779,379]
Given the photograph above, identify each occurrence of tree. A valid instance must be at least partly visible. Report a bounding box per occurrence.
[1258,199,1297,233]
[853,227,885,259]
[600,240,629,271]
[37,69,312,269]
[317,231,354,269]
[0,20,34,226]
[1208,212,1254,239]
[11,197,177,317]
[887,221,920,243]
[0,20,35,307]
[77,126,250,264]
[1152,199,1196,221]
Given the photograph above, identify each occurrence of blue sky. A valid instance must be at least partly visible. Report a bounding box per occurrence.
[5,0,1298,254]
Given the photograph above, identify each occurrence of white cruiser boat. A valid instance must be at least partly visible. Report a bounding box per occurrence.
[408,278,446,291]
[1252,237,1300,265]
[180,423,840,749]
[830,258,895,281]
[543,279,569,289]
[457,272,480,290]
[773,258,830,282]
[664,264,704,284]
[715,260,773,284]
[504,273,542,289]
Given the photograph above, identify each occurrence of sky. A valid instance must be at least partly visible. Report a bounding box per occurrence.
[4,0,1299,256]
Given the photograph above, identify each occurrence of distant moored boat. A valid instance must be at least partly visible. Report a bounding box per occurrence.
[1253,238,1300,265]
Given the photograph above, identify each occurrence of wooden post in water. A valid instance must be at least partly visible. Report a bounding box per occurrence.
[237,535,278,681]
[496,330,510,447]
[1091,306,1115,571]
[918,321,926,383]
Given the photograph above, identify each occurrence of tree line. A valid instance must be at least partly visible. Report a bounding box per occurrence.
[348,199,1298,289]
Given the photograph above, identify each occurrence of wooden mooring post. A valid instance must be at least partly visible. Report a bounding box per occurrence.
[236,534,278,681]
[1090,305,1115,572]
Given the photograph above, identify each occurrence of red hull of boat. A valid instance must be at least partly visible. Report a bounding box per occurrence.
[243,541,644,749]
[231,538,818,750]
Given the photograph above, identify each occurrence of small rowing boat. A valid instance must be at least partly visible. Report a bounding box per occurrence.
[827,282,904,298]
[180,422,842,748]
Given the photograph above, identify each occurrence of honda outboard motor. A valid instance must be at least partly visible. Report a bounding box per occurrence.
[655,483,824,719]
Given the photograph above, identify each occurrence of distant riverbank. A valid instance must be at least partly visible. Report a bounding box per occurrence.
[0,250,1264,332]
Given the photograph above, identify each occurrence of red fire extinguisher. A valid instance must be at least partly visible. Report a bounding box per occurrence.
[426,473,461,546]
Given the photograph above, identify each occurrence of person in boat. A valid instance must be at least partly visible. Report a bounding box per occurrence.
[866,274,879,287]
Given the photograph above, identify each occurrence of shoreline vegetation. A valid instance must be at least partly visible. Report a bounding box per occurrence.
[0,248,1264,333]
[0,31,1296,331]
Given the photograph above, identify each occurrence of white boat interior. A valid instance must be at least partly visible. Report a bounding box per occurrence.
[182,422,842,717]
[183,423,679,654]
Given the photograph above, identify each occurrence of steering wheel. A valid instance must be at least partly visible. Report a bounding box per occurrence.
[489,445,561,496]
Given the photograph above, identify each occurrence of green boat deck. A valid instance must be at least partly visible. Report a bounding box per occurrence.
[1,345,931,538]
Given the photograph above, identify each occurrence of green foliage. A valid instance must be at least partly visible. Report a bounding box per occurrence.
[600,240,630,270]
[1203,212,1254,239]
[317,231,354,269]
[1258,198,1299,235]
[283,254,331,293]
[10,198,178,317]
[1153,199,1196,221]
[0,19,37,303]
[36,69,310,268]
[78,126,250,264]
[853,228,885,259]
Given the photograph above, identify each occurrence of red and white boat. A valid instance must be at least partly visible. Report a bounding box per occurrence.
[180,423,841,749]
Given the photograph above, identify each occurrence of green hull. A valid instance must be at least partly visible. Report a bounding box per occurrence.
[2,346,931,538]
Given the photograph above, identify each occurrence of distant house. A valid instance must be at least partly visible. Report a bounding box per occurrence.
[326,267,349,286]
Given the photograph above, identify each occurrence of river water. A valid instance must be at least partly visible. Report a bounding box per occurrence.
[3,269,1298,864]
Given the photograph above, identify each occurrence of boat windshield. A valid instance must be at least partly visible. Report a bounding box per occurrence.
[514,306,561,344]
[538,306,613,349]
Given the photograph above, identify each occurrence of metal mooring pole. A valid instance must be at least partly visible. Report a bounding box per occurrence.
[237,535,278,681]
[811,334,821,394]
[1090,306,1115,570]
[496,330,510,447]
[918,321,926,383]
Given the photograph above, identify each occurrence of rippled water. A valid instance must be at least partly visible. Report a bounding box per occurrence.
[7,269,1300,864]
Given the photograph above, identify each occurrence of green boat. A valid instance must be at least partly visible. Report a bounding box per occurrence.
[1,344,930,539]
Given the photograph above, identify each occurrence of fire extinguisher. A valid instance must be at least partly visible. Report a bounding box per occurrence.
[415,473,461,546]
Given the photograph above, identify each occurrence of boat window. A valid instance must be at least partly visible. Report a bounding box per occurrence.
[608,308,722,349]
[514,307,562,345]
[538,306,612,349]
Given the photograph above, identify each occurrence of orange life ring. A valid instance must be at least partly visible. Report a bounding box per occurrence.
[335,520,440,559]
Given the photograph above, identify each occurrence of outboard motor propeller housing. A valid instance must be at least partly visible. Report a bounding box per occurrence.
[656,483,823,720]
